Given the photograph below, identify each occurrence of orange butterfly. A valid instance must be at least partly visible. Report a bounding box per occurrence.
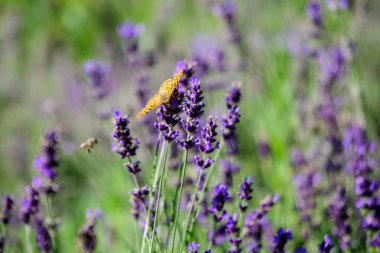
[135,70,184,119]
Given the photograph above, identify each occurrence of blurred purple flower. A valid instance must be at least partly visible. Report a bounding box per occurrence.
[209,184,232,222]
[306,1,322,27]
[116,22,144,40]
[318,235,333,253]
[328,188,351,250]
[83,60,110,99]
[33,130,59,182]
[238,177,253,212]
[1,195,14,225]
[273,228,292,253]
[187,242,200,253]
[225,213,242,253]
[220,159,240,187]
[130,186,149,220]
[33,216,52,253]
[211,0,241,44]
[18,186,40,224]
[256,140,271,159]
[78,209,101,253]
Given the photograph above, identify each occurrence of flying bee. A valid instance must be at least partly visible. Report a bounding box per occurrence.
[80,137,98,154]
[135,69,184,119]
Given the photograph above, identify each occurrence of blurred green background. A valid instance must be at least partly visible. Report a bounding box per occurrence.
[1,0,380,252]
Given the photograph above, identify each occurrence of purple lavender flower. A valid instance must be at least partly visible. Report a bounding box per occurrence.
[225,213,242,253]
[116,22,144,64]
[371,232,380,248]
[273,228,292,253]
[222,84,241,156]
[306,1,322,27]
[178,77,205,149]
[318,235,333,253]
[220,159,240,187]
[290,149,306,168]
[129,186,149,220]
[18,186,40,224]
[211,0,241,44]
[238,177,253,212]
[225,84,241,109]
[83,60,110,99]
[326,0,348,11]
[256,140,271,159]
[155,106,180,142]
[187,242,200,253]
[33,130,59,182]
[116,22,144,40]
[244,195,280,252]
[209,184,232,222]
[78,209,101,253]
[33,216,52,253]
[327,188,351,250]
[1,195,14,225]
[294,170,320,223]
[199,116,219,154]
[176,60,196,93]
[295,247,307,253]
[112,111,139,158]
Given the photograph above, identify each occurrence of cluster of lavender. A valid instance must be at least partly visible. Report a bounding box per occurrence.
[0,195,14,252]
[220,83,241,187]
[78,209,102,253]
[343,125,380,248]
[83,60,111,100]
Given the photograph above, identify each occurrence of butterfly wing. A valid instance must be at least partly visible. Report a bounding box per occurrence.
[159,70,184,103]
[135,93,165,119]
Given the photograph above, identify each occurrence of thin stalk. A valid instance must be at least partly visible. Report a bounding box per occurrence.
[170,134,190,253]
[25,225,33,253]
[189,143,223,236]
[150,140,169,253]
[141,139,168,253]
[44,195,58,253]
[179,169,204,252]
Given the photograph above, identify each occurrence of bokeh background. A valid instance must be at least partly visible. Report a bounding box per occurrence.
[1,0,380,252]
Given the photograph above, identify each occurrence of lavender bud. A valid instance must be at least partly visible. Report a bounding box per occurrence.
[318,235,333,253]
[1,195,14,225]
[273,228,292,253]
[33,216,52,253]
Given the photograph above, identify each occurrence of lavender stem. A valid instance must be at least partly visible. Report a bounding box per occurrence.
[25,225,33,253]
[170,133,190,253]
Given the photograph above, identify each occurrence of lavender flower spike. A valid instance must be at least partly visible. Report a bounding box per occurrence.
[19,186,40,224]
[1,195,14,225]
[83,60,110,99]
[209,184,232,222]
[33,130,59,182]
[33,216,52,253]
[306,1,322,27]
[318,235,333,253]
[78,209,101,253]
[187,242,200,253]
[273,228,292,253]
[238,177,253,212]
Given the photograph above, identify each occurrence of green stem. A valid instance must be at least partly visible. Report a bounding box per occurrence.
[179,169,204,252]
[141,139,168,253]
[189,143,223,236]
[150,140,169,253]
[170,134,190,253]
[44,195,58,253]
[25,225,33,253]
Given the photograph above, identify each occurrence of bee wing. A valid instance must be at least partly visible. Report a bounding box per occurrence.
[135,93,165,119]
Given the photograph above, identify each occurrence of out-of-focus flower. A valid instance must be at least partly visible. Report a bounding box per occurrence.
[130,186,149,220]
[209,184,232,222]
[238,177,253,212]
[187,242,200,253]
[290,149,306,168]
[295,247,307,253]
[256,140,271,159]
[33,130,59,182]
[33,216,52,253]
[326,0,348,11]
[220,159,240,187]
[211,0,241,44]
[294,170,320,223]
[83,60,110,99]
[328,188,351,250]
[225,213,242,253]
[19,186,40,224]
[318,234,333,253]
[1,195,14,225]
[78,209,101,253]
[244,195,279,253]
[273,228,292,253]
[116,22,144,41]
[306,1,322,27]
